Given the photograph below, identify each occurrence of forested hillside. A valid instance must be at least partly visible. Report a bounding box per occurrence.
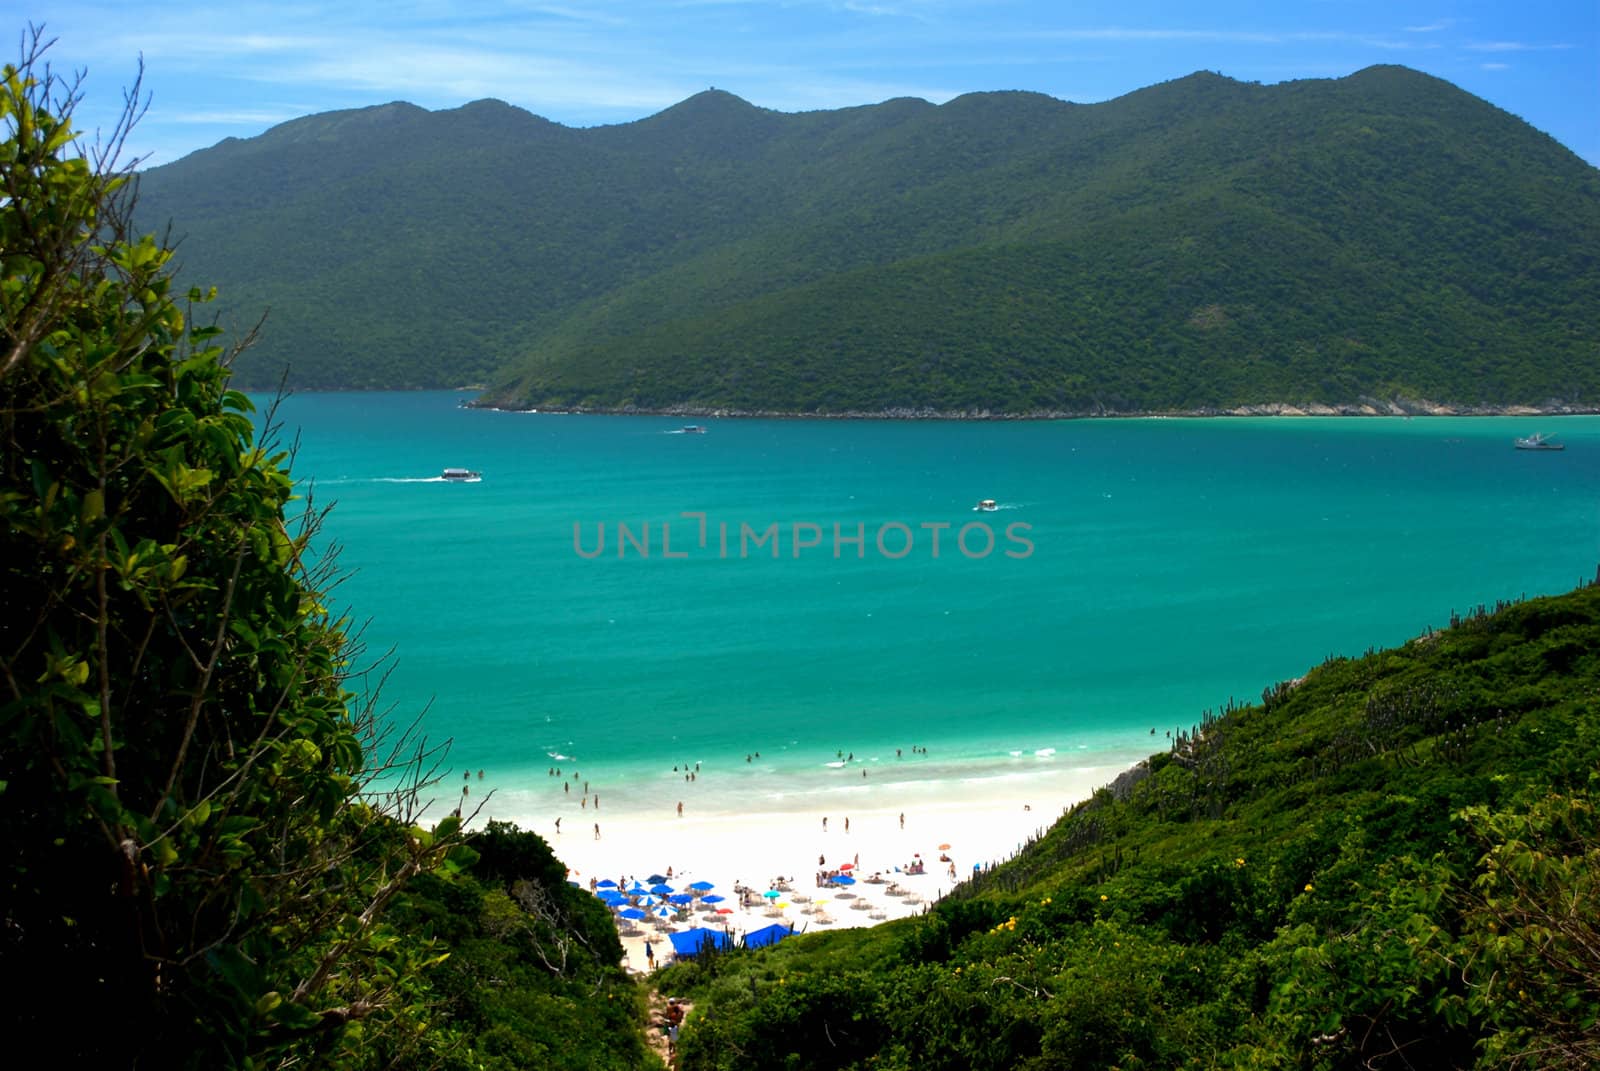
[135,67,1600,412]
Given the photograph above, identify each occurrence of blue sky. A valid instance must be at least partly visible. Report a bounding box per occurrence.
[22,1,1600,168]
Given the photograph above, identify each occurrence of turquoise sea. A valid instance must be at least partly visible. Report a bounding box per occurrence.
[263,393,1600,822]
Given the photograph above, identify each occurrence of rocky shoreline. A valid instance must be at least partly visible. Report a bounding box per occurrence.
[466,396,1600,420]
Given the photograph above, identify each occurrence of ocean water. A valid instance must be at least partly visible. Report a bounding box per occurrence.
[259,393,1600,821]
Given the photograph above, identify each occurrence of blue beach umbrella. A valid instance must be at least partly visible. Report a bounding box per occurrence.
[595,879,618,889]
[762,889,782,899]
[651,884,675,896]
[668,928,731,957]
[744,923,793,949]
[618,907,647,920]
[597,890,628,905]
[669,893,695,905]
[830,874,856,886]
[688,880,715,892]
[700,894,725,904]
[638,895,663,907]
[653,905,673,918]
[629,881,650,893]
[647,874,669,884]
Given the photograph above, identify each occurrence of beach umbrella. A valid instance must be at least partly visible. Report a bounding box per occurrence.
[596,879,618,888]
[938,843,951,851]
[647,874,669,884]
[745,923,793,949]
[597,890,627,905]
[639,895,662,907]
[653,906,674,918]
[838,862,854,871]
[715,908,734,915]
[701,894,725,904]
[668,927,731,957]
[650,883,675,896]
[669,893,695,905]
[688,880,715,892]
[618,907,647,920]
[762,889,782,900]
[830,874,856,886]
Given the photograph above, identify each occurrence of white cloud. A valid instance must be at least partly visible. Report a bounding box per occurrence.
[162,108,311,125]
[1465,41,1573,53]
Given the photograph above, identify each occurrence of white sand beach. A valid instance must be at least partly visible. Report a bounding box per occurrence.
[478,758,1139,972]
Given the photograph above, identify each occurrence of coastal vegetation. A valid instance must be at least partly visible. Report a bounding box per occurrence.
[134,68,1600,414]
[655,582,1600,1068]
[0,41,639,1068]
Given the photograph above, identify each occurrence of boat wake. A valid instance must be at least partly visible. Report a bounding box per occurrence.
[311,475,483,485]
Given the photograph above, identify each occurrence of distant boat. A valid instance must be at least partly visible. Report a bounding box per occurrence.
[441,467,483,481]
[1513,433,1565,452]
[974,499,998,512]
[681,425,707,434]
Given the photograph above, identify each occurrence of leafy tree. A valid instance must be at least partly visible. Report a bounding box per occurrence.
[0,32,459,1067]
[1442,794,1600,1069]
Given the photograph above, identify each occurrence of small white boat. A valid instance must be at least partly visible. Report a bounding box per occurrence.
[974,499,998,512]
[441,467,483,481]
[681,425,707,434]
[1513,433,1565,452]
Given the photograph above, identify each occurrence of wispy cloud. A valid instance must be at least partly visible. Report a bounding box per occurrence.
[1403,20,1453,34]
[1465,41,1573,53]
[278,44,688,113]
[1027,26,1419,51]
[164,108,311,125]
[1480,62,1510,71]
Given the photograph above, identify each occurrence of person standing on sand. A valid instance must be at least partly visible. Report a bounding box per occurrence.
[555,817,561,834]
[594,823,601,840]
[822,817,828,831]
[899,812,905,829]
[677,801,684,817]
[645,940,655,970]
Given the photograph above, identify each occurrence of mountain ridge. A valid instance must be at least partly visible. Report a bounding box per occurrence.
[133,65,1600,410]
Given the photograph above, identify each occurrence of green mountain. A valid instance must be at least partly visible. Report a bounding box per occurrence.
[135,67,1600,411]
